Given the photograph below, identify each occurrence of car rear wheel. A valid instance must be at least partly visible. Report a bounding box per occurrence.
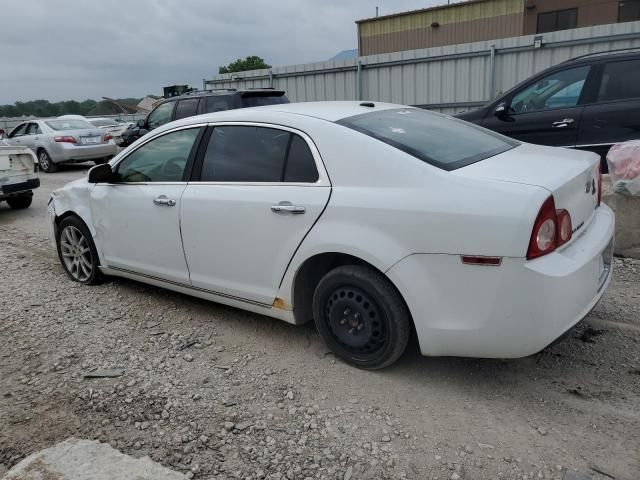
[56,216,103,285]
[6,193,33,209]
[38,150,57,173]
[312,265,411,369]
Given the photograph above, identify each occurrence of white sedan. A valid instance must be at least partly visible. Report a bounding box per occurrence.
[47,102,614,369]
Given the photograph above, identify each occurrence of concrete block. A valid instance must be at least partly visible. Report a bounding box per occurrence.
[2,438,186,480]
[603,176,640,259]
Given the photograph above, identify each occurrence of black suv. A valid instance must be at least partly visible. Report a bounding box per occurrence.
[122,88,289,146]
[456,49,640,170]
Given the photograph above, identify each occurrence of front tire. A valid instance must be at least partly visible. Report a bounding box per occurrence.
[6,194,33,209]
[56,216,103,285]
[312,265,411,369]
[38,150,57,173]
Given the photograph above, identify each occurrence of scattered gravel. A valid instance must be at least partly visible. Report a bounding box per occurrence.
[1,167,639,479]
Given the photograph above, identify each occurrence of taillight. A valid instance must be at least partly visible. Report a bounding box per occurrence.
[54,136,76,143]
[527,197,573,260]
[104,133,113,142]
[556,209,572,246]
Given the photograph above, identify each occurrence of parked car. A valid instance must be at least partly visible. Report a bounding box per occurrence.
[5,118,117,173]
[456,50,640,171]
[85,117,130,145]
[1,143,39,209]
[120,88,289,147]
[48,101,613,369]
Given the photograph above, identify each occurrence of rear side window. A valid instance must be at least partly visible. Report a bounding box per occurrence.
[201,126,289,182]
[27,123,42,135]
[206,96,234,113]
[598,59,640,102]
[174,99,200,120]
[284,135,318,182]
[200,126,319,182]
[338,108,518,171]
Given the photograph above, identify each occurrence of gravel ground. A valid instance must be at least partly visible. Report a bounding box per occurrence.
[1,165,639,480]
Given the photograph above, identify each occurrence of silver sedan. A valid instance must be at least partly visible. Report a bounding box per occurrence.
[5,119,117,172]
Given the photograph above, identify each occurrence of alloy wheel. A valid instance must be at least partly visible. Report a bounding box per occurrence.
[39,152,50,171]
[60,225,93,282]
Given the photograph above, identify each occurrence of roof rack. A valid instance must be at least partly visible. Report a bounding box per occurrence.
[565,47,640,63]
[181,88,237,96]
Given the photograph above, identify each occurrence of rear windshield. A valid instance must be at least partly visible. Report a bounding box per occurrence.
[337,108,518,171]
[241,95,290,108]
[89,119,116,127]
[46,119,94,131]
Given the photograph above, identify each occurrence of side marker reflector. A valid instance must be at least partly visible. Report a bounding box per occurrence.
[461,255,502,266]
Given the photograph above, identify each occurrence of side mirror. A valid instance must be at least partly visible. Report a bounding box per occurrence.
[88,163,113,183]
[494,102,508,117]
[137,119,146,128]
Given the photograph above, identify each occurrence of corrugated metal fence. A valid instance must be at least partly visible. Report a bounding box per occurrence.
[206,21,640,115]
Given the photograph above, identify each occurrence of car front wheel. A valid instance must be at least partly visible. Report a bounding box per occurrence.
[56,216,103,285]
[312,265,411,369]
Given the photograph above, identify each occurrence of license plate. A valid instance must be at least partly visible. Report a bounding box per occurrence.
[82,137,99,145]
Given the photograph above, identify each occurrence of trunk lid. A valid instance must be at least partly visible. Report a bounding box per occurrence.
[454,143,601,241]
[62,128,108,145]
[0,145,35,177]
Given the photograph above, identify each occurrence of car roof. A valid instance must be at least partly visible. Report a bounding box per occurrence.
[563,48,640,66]
[185,101,405,123]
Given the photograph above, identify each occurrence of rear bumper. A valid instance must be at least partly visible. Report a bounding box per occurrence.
[49,142,117,162]
[386,205,615,358]
[0,177,40,198]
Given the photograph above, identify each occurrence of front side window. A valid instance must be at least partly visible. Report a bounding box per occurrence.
[338,108,518,171]
[10,123,27,137]
[200,126,290,182]
[115,128,200,182]
[598,59,640,102]
[174,99,200,120]
[510,66,590,113]
[537,8,577,33]
[147,102,175,129]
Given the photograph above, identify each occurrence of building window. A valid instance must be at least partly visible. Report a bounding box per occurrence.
[537,9,578,33]
[619,0,640,22]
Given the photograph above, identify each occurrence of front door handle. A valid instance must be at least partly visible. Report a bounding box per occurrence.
[153,195,176,206]
[552,118,575,128]
[271,201,306,214]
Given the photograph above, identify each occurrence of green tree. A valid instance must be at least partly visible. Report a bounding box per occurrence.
[219,55,271,74]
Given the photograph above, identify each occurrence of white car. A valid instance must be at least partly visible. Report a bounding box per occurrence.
[1,143,40,209]
[47,102,614,369]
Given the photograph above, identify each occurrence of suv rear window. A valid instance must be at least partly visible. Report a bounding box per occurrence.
[337,108,518,171]
[240,95,290,108]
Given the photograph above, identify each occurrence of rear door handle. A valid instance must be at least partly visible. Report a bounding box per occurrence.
[552,118,574,128]
[271,202,306,214]
[153,195,176,206]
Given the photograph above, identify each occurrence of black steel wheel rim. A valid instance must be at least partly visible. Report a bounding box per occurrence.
[324,285,387,355]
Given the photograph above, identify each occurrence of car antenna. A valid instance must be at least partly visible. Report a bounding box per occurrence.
[360,102,375,107]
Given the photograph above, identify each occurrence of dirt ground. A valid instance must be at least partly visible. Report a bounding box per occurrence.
[1,165,639,480]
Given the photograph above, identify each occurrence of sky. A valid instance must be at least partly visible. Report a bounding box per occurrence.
[0,0,442,104]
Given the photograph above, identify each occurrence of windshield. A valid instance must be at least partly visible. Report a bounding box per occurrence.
[89,119,116,127]
[46,119,94,131]
[337,108,518,171]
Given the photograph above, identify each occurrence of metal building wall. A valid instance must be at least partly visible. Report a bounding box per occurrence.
[357,0,524,56]
[205,21,640,115]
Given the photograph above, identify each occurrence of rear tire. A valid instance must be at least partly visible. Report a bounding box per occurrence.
[56,216,103,285]
[6,194,33,209]
[312,265,411,369]
[38,150,57,173]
